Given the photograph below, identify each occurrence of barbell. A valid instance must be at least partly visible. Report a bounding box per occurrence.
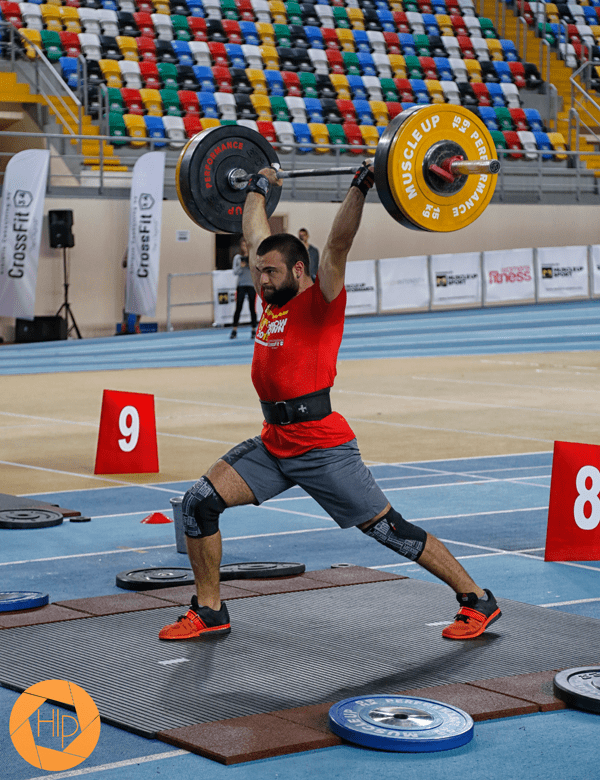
[175,104,500,235]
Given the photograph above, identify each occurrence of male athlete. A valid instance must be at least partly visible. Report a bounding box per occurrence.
[160,162,501,642]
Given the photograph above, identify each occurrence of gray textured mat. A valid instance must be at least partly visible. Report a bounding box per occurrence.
[2,578,600,737]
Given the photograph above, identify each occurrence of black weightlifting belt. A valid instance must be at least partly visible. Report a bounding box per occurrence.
[260,388,332,425]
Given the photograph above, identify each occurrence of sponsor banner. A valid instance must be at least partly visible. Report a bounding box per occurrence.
[345,259,377,316]
[430,252,481,307]
[125,152,166,317]
[483,248,535,303]
[378,256,430,311]
[591,245,600,296]
[212,269,261,326]
[537,246,589,299]
[0,149,50,319]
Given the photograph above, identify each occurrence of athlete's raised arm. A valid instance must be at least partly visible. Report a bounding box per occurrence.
[242,167,282,295]
[318,162,374,303]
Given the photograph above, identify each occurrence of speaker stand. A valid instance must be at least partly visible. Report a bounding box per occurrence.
[55,247,82,339]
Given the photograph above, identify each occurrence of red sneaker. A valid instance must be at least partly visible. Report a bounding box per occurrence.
[442,589,501,640]
[159,597,231,640]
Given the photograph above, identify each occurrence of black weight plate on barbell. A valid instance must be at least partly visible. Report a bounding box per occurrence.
[0,508,64,529]
[553,667,600,714]
[219,562,305,580]
[0,591,50,612]
[374,104,426,232]
[176,125,282,233]
[329,695,474,752]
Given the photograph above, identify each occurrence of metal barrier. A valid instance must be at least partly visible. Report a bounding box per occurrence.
[166,271,213,332]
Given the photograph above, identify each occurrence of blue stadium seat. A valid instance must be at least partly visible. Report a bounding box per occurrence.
[422,14,439,35]
[533,131,554,160]
[144,115,167,147]
[239,21,260,46]
[291,121,313,152]
[353,30,371,53]
[357,52,377,76]
[487,82,506,107]
[377,9,396,31]
[193,65,216,91]
[493,61,513,83]
[410,79,430,102]
[525,108,544,132]
[305,26,324,49]
[434,57,453,80]
[59,57,79,89]
[199,92,219,117]
[478,106,499,131]
[303,97,324,122]
[187,0,205,16]
[353,99,374,124]
[398,33,417,56]
[500,39,519,62]
[347,74,368,100]
[172,41,194,66]
[225,43,245,68]
[265,70,286,96]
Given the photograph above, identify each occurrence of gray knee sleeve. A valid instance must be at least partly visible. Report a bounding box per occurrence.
[182,476,227,538]
[362,507,427,562]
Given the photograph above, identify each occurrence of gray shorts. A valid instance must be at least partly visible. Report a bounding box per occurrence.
[222,437,388,528]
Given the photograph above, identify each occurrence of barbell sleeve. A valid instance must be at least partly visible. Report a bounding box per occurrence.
[449,159,501,176]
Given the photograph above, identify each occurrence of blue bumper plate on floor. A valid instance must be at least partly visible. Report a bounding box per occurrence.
[329,695,474,752]
[0,592,49,612]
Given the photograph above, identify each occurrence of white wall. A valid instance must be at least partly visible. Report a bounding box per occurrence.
[1,196,599,342]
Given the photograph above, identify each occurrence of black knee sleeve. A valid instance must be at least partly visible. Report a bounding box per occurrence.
[362,507,427,562]
[182,476,227,538]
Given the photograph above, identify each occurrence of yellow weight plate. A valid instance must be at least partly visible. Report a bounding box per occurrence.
[384,105,497,233]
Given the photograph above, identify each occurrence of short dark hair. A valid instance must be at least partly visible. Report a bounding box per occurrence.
[257,233,310,275]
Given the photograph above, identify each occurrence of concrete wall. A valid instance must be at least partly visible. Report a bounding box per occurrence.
[1,196,599,342]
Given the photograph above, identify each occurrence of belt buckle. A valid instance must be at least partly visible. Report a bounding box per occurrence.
[275,401,292,425]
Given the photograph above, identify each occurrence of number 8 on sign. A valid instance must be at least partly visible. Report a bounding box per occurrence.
[94,390,159,474]
[574,466,600,530]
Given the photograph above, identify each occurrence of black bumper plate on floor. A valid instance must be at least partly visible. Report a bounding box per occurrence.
[2,579,600,737]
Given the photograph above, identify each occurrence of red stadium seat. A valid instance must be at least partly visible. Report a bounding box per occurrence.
[188,18,208,42]
[183,115,203,137]
[178,90,201,116]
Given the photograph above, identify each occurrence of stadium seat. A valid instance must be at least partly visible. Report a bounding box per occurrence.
[472,82,491,106]
[363,75,383,101]
[487,82,506,107]
[193,64,216,90]
[124,113,148,145]
[380,78,399,101]
[144,115,167,146]
[137,36,157,61]
[59,55,79,87]
[269,94,289,120]
[59,32,81,58]
[308,122,329,152]
[257,118,277,142]
[282,70,302,96]
[360,123,379,153]
[163,115,187,146]
[100,59,122,87]
[503,130,523,158]
[299,71,319,98]
[41,4,62,31]
[121,87,144,114]
[353,98,374,124]
[210,41,230,66]
[494,106,513,131]
[199,90,220,116]
[394,78,414,102]
[291,121,313,151]
[533,131,554,160]
[337,99,357,123]
[285,95,307,122]
[183,114,203,136]
[388,54,407,79]
[247,67,267,93]
[548,131,568,160]
[441,80,461,104]
[109,111,128,143]
[250,92,272,119]
[370,99,389,123]
[411,78,430,102]
[478,106,499,131]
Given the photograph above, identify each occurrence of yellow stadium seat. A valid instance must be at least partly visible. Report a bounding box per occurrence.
[100,59,123,88]
[124,114,147,146]
[336,28,355,52]
[369,100,389,125]
[200,117,221,130]
[308,122,330,153]
[20,29,41,59]
[465,59,482,82]
[347,7,365,30]
[60,7,82,34]
[486,38,504,60]
[330,73,351,100]
[435,14,454,35]
[269,1,287,24]
[425,79,445,103]
[250,93,272,120]
[40,5,62,32]
[246,68,268,94]
[388,54,407,79]
[548,131,568,160]
[140,88,163,115]
[360,124,379,154]
[256,23,276,47]
[117,36,138,60]
[260,45,279,69]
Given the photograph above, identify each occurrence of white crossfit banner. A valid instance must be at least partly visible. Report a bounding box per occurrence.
[536,245,589,299]
[345,259,377,316]
[378,256,430,311]
[212,269,261,326]
[483,248,535,303]
[430,252,481,307]
[125,152,166,317]
[0,149,50,319]
[591,245,600,296]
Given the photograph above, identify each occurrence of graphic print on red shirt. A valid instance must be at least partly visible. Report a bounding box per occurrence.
[251,280,355,458]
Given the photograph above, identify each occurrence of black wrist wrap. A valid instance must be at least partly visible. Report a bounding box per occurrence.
[246,173,270,197]
[351,163,375,197]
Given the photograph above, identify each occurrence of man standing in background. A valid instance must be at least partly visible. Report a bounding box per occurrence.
[298,228,319,282]
[230,238,258,339]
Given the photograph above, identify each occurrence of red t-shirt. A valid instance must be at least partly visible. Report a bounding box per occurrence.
[251,280,355,458]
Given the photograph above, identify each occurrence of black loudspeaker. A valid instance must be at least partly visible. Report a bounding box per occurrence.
[16,316,67,343]
[48,210,74,249]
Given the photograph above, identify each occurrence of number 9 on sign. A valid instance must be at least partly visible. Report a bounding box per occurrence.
[119,406,140,452]
[574,465,600,530]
